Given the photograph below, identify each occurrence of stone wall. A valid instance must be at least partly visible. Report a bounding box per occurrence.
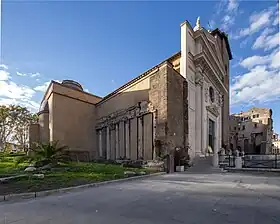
[149,63,168,155]
[96,101,156,161]
[51,92,97,160]
[96,62,173,164]
[167,65,187,153]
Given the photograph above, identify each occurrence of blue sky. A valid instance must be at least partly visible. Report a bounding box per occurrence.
[0,1,279,132]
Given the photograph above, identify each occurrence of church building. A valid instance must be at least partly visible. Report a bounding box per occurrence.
[29,18,232,172]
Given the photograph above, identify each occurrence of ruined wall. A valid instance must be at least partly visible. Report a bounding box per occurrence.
[96,62,171,162]
[148,64,168,155]
[167,66,186,152]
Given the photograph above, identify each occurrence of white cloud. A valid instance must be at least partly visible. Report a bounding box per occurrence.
[30,72,40,78]
[0,81,35,100]
[221,15,235,31]
[227,0,239,12]
[219,0,240,31]
[34,80,60,92]
[253,31,279,50]
[271,51,280,69]
[15,71,40,78]
[0,68,43,112]
[252,28,275,49]
[34,81,50,92]
[240,50,279,69]
[0,79,39,112]
[231,66,280,105]
[0,64,8,70]
[16,71,27,77]
[0,70,10,81]
[0,98,17,105]
[240,55,271,69]
[0,97,40,112]
[273,10,279,25]
[238,9,272,37]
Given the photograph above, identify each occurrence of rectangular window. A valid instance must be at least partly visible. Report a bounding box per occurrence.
[253,115,256,118]
[256,114,259,118]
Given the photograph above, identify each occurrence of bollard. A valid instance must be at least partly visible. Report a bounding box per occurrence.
[235,156,242,169]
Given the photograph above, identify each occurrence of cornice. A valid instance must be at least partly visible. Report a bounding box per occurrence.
[206,105,220,117]
[195,31,226,76]
[194,53,228,93]
[37,110,49,116]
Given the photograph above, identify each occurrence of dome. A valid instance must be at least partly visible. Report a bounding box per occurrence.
[61,80,83,91]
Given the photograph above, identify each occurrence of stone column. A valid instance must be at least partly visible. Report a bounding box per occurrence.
[106,126,110,160]
[138,117,143,159]
[201,84,207,155]
[152,112,156,160]
[115,124,120,159]
[195,81,202,156]
[213,116,219,168]
[125,120,130,159]
[99,130,102,158]
[110,128,116,160]
[144,113,153,160]
[119,121,125,158]
[130,118,137,160]
[219,104,222,150]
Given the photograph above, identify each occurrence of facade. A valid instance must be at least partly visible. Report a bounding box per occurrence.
[272,132,279,141]
[272,132,280,154]
[229,107,273,154]
[29,18,232,172]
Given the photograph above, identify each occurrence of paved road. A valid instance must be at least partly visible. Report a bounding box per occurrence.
[1,171,280,224]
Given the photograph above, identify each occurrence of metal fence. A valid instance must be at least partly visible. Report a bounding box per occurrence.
[219,154,280,169]
[219,155,236,168]
[243,154,280,169]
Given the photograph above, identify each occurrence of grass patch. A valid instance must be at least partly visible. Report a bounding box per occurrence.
[0,161,155,195]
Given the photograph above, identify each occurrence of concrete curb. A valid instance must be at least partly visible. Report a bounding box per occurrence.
[225,167,280,173]
[0,172,165,203]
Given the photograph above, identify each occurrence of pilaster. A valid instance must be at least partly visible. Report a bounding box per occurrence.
[115,124,119,159]
[98,130,102,158]
[106,127,110,160]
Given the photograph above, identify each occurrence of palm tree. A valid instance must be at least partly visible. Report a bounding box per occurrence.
[16,141,69,167]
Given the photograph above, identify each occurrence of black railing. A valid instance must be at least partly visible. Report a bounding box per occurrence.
[243,154,280,169]
[218,155,235,168]
[219,154,280,169]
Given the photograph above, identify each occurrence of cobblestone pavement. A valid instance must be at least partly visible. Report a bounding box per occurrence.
[1,171,280,224]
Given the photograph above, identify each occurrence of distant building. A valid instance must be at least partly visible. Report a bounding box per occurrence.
[272,131,280,154]
[272,132,279,141]
[229,107,273,154]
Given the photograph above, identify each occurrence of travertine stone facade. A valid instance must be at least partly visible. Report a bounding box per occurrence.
[229,107,273,154]
[30,18,232,171]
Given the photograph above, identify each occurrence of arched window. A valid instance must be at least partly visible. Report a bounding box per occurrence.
[209,87,215,103]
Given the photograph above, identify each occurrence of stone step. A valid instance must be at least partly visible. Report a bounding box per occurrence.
[185,156,224,173]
